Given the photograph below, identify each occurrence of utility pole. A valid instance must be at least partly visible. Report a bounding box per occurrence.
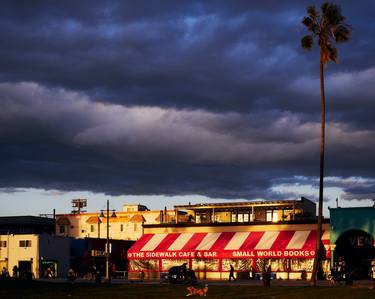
[100,200,116,282]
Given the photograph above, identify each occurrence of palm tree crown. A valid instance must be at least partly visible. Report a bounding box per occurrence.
[301,2,351,64]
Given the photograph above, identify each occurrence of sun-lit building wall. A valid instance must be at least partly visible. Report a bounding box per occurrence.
[55,203,180,241]
[0,234,69,279]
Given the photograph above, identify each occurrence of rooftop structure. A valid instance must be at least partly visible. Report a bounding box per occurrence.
[173,197,316,225]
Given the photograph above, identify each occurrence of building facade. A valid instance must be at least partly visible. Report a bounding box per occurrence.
[0,233,70,279]
[127,198,330,280]
[55,203,182,241]
[174,197,316,224]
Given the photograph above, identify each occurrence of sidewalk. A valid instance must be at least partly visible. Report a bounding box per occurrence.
[37,277,375,288]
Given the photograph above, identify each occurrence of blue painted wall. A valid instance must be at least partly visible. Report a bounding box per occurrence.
[330,207,375,244]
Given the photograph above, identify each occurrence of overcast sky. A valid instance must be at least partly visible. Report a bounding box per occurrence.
[0,0,374,216]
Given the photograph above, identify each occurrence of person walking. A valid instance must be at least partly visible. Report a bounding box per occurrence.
[263,265,271,287]
[229,265,236,281]
[12,265,19,278]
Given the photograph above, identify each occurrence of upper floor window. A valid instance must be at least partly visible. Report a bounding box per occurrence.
[120,224,124,232]
[0,241,6,247]
[266,210,279,222]
[19,240,32,247]
[90,225,95,232]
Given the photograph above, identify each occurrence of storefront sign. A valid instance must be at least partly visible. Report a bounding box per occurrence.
[127,249,315,259]
[127,230,325,260]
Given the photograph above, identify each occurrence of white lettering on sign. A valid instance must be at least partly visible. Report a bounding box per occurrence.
[204,251,217,257]
[232,251,255,257]
[284,250,315,257]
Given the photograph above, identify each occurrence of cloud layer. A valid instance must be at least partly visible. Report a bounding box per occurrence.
[0,0,374,202]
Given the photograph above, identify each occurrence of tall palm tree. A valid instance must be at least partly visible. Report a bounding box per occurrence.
[301,2,351,285]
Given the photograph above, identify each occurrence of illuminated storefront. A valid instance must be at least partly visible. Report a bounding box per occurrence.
[127,222,330,280]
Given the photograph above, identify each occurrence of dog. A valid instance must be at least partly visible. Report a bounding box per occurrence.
[328,276,337,286]
[186,284,208,297]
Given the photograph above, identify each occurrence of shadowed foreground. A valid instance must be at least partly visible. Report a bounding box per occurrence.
[0,280,373,299]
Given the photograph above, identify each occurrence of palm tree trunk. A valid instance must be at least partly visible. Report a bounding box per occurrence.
[311,52,326,286]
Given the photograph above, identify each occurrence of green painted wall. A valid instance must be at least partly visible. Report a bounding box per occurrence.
[330,207,375,244]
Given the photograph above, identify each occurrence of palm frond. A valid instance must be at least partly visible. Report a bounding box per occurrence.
[323,3,344,26]
[326,44,338,63]
[301,35,314,50]
[307,6,319,20]
[302,16,313,28]
[334,24,352,43]
[321,2,330,15]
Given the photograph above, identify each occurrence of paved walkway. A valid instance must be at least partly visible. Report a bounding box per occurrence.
[38,277,375,288]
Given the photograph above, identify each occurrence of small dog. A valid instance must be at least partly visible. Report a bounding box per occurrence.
[328,276,337,286]
[186,284,208,297]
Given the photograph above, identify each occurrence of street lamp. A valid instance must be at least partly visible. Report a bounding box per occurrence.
[100,199,116,281]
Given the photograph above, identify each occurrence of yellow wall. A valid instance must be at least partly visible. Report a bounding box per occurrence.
[0,234,39,277]
[56,210,177,241]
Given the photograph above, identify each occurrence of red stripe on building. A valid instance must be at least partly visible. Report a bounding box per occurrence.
[302,230,317,251]
[181,233,207,251]
[270,231,295,251]
[210,232,236,251]
[239,231,264,251]
[153,233,181,252]
[128,234,154,253]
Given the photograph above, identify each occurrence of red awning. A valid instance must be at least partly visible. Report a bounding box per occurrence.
[128,230,330,259]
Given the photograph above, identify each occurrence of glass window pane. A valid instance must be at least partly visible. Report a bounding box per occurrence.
[129,259,159,271]
[290,258,313,271]
[161,259,189,271]
[192,259,219,271]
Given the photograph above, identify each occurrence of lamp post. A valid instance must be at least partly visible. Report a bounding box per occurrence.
[100,200,116,282]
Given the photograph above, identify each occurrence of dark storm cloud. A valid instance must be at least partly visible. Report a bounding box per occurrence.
[0,1,374,201]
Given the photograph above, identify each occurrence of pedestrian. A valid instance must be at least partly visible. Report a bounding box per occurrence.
[45,267,52,278]
[250,265,256,280]
[12,265,19,278]
[95,269,102,284]
[111,263,117,278]
[1,267,9,279]
[263,265,271,287]
[229,265,236,281]
[67,268,76,283]
[140,270,145,282]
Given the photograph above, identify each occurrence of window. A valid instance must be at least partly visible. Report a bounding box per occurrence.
[161,259,189,271]
[266,210,273,222]
[120,224,124,232]
[266,210,279,222]
[90,225,95,232]
[238,214,243,223]
[243,213,249,222]
[222,259,253,271]
[272,212,278,222]
[129,259,158,271]
[19,240,32,247]
[0,241,7,247]
[133,223,138,231]
[59,225,65,234]
[231,213,237,222]
[192,259,219,271]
